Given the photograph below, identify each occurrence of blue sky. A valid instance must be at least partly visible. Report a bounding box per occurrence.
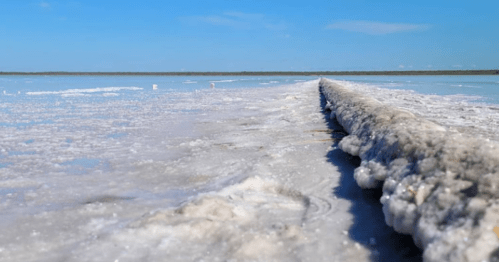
[1,0,498,72]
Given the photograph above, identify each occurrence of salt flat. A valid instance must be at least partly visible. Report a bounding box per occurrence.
[0,79,420,261]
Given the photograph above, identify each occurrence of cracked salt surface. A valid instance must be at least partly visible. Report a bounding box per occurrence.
[0,76,430,261]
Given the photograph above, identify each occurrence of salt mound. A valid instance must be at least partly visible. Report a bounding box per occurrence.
[87,176,308,261]
[320,78,499,262]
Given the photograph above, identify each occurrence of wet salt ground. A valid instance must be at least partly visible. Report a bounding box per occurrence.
[328,78,499,142]
[5,75,499,261]
[0,78,427,261]
[2,75,497,262]
[332,75,499,105]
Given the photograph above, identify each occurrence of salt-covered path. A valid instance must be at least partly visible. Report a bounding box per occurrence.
[0,80,420,261]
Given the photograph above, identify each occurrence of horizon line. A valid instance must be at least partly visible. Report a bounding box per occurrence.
[0,69,498,76]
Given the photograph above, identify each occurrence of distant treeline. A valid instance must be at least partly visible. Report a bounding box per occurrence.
[1,70,498,76]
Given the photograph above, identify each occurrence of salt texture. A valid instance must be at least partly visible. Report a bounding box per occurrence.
[1,78,389,261]
[321,78,499,262]
[26,86,143,96]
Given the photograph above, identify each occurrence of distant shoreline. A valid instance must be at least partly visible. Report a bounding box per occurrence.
[1,70,498,76]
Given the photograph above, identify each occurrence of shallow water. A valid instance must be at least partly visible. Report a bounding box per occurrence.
[330,75,499,104]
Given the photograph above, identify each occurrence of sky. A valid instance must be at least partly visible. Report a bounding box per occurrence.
[1,0,498,72]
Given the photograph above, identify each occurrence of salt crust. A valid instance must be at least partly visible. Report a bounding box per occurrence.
[123,176,307,261]
[320,78,499,262]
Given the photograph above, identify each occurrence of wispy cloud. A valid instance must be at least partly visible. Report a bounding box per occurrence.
[326,20,430,35]
[193,15,248,28]
[223,11,264,21]
[181,11,287,31]
[39,1,50,9]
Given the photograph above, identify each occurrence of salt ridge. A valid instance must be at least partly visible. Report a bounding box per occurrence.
[320,78,499,262]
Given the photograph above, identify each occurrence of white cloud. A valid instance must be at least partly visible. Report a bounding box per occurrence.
[223,11,264,21]
[181,12,286,31]
[194,15,249,28]
[326,20,430,35]
[452,64,463,68]
[399,65,405,69]
[39,1,50,8]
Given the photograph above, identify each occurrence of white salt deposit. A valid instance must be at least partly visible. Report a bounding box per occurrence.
[6,75,495,261]
[328,78,499,142]
[26,86,143,96]
[321,78,499,262]
[1,79,388,262]
[210,79,237,83]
